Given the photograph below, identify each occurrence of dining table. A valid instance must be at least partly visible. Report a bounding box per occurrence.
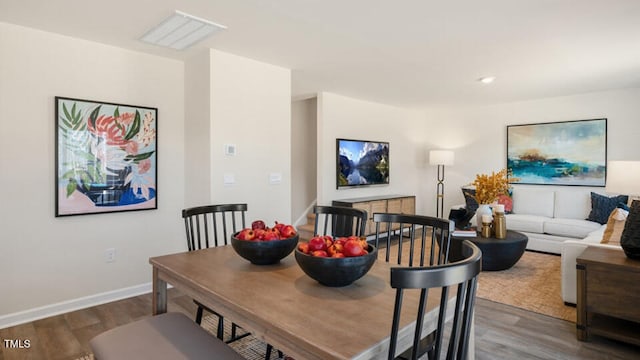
[149,245,474,360]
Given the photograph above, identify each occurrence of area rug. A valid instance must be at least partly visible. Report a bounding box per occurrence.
[200,316,289,360]
[476,250,576,322]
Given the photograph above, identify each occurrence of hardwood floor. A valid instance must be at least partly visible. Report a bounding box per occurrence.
[1,290,639,360]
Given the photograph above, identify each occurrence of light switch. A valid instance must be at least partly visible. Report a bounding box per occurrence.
[269,173,282,185]
[224,144,237,156]
[223,173,235,186]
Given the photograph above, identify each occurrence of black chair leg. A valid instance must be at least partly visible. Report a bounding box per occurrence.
[265,345,283,360]
[195,306,204,325]
[217,316,224,340]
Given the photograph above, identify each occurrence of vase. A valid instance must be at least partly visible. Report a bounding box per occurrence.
[621,200,640,259]
[476,204,493,230]
[78,166,132,206]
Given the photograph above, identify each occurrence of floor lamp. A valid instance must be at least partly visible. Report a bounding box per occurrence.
[429,150,455,218]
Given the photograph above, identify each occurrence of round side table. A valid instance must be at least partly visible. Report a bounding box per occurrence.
[450,230,528,271]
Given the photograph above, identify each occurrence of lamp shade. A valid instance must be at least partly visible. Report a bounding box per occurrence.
[429,150,455,166]
[606,161,640,196]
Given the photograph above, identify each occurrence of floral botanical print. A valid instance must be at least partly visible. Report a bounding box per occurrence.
[55,97,157,216]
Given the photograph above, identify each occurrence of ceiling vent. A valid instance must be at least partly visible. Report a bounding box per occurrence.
[140,10,226,50]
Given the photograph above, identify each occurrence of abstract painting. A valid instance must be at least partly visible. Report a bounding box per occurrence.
[507,119,606,186]
[55,97,158,216]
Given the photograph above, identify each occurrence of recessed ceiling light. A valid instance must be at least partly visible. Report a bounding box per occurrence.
[478,76,496,84]
[140,10,227,50]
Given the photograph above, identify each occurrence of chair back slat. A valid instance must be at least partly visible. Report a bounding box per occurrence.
[181,204,248,251]
[313,205,368,238]
[372,213,454,267]
[388,240,482,360]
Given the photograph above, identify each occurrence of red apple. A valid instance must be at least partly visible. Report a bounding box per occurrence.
[280,225,297,238]
[273,221,286,234]
[331,252,345,258]
[251,220,266,230]
[262,228,280,241]
[236,228,256,241]
[297,243,310,254]
[358,237,369,251]
[255,229,266,240]
[327,243,344,257]
[311,250,328,257]
[343,239,365,257]
[308,236,327,251]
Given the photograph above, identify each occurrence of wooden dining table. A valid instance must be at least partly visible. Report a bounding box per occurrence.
[150,245,474,360]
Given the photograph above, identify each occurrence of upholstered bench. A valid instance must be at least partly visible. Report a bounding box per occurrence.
[90,312,245,360]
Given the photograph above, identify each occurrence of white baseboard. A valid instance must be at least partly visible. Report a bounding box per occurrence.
[0,283,153,329]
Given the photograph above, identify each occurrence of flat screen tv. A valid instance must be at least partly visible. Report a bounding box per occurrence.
[336,138,389,189]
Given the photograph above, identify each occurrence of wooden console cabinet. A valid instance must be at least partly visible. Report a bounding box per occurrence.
[576,247,640,345]
[332,195,415,236]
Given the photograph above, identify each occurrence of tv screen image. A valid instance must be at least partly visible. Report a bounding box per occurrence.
[336,138,389,189]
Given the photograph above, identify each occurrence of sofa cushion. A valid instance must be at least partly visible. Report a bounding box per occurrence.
[601,208,629,245]
[587,192,629,224]
[543,218,602,238]
[584,226,606,244]
[505,214,548,234]
[554,190,592,220]
[512,188,555,218]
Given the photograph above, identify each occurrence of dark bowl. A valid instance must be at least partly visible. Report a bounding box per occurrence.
[231,233,299,265]
[294,245,378,287]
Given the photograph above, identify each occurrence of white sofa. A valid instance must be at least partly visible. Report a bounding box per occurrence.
[458,186,622,305]
[505,188,603,254]
[560,227,622,304]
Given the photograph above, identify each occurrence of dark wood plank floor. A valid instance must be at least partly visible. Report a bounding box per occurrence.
[1,289,639,360]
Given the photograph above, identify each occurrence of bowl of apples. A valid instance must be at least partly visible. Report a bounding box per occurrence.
[231,220,299,265]
[294,235,377,287]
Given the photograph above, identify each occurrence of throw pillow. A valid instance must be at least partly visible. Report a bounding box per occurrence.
[618,201,630,211]
[462,188,478,213]
[587,192,629,225]
[601,208,629,245]
[497,188,514,214]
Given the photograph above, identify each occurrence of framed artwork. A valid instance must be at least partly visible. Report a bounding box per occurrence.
[507,118,607,186]
[55,97,158,216]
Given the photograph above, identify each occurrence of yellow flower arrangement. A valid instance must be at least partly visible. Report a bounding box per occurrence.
[472,169,518,204]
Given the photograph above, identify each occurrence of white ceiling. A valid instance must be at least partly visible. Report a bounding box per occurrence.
[2,0,640,109]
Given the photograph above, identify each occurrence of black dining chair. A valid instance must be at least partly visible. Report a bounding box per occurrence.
[373,213,455,359]
[182,204,281,359]
[388,240,482,360]
[372,213,454,267]
[313,205,368,237]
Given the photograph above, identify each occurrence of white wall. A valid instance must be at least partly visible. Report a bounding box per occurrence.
[423,88,640,213]
[0,23,185,319]
[291,98,317,223]
[208,50,292,224]
[317,92,429,214]
[184,50,212,206]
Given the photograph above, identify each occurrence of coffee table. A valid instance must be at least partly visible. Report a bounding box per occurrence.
[450,230,528,271]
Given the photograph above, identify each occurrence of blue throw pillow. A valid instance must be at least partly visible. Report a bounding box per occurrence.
[587,192,629,225]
